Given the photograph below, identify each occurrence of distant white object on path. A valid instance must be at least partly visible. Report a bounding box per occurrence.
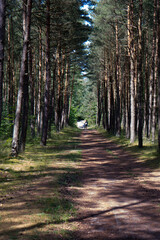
[77,120,86,129]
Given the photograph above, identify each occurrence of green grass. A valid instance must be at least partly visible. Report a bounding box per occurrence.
[56,150,81,162]
[36,196,76,223]
[0,127,82,194]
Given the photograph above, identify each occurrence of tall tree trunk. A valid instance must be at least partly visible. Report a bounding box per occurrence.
[134,44,138,135]
[143,33,149,138]
[19,55,29,152]
[56,45,63,131]
[104,50,108,130]
[41,0,51,145]
[60,52,66,129]
[68,68,75,120]
[56,46,61,131]
[63,55,70,127]
[152,0,158,142]
[157,0,160,151]
[7,17,13,122]
[37,25,42,136]
[19,0,32,152]
[115,22,121,136]
[102,51,106,130]
[11,0,32,156]
[29,44,35,138]
[138,0,143,148]
[48,60,56,133]
[126,7,131,139]
[129,1,135,143]
[40,46,46,134]
[109,61,115,133]
[102,62,105,129]
[125,54,130,138]
[11,17,15,109]
[0,0,5,126]
[97,75,101,126]
[149,1,157,139]
[107,75,111,130]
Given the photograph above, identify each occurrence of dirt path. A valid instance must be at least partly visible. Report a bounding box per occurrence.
[70,130,160,240]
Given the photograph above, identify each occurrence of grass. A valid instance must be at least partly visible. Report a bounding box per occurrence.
[36,196,76,223]
[0,126,82,240]
[98,127,160,169]
[0,127,81,193]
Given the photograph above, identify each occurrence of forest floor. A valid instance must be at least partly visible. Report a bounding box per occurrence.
[0,129,160,239]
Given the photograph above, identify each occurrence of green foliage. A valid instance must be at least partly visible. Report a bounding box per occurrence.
[72,74,97,125]
[68,107,77,127]
[0,117,13,138]
[0,106,14,139]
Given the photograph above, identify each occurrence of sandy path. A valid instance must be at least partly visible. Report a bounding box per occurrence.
[70,130,160,240]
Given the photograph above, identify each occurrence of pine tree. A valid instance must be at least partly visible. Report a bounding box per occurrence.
[41,0,51,146]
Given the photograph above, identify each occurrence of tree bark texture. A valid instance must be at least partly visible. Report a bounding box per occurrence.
[7,17,14,119]
[97,76,101,126]
[138,0,143,148]
[115,22,121,136]
[63,55,70,127]
[37,25,42,136]
[152,0,158,142]
[12,0,32,156]
[125,55,130,138]
[104,50,108,130]
[0,0,5,126]
[41,0,51,145]
[129,1,135,143]
[157,0,160,151]
[29,44,35,138]
[109,62,115,133]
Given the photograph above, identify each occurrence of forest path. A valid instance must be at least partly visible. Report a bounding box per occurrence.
[71,130,160,240]
[0,129,160,240]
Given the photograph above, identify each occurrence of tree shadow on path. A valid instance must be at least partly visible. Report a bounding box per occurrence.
[70,130,160,240]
